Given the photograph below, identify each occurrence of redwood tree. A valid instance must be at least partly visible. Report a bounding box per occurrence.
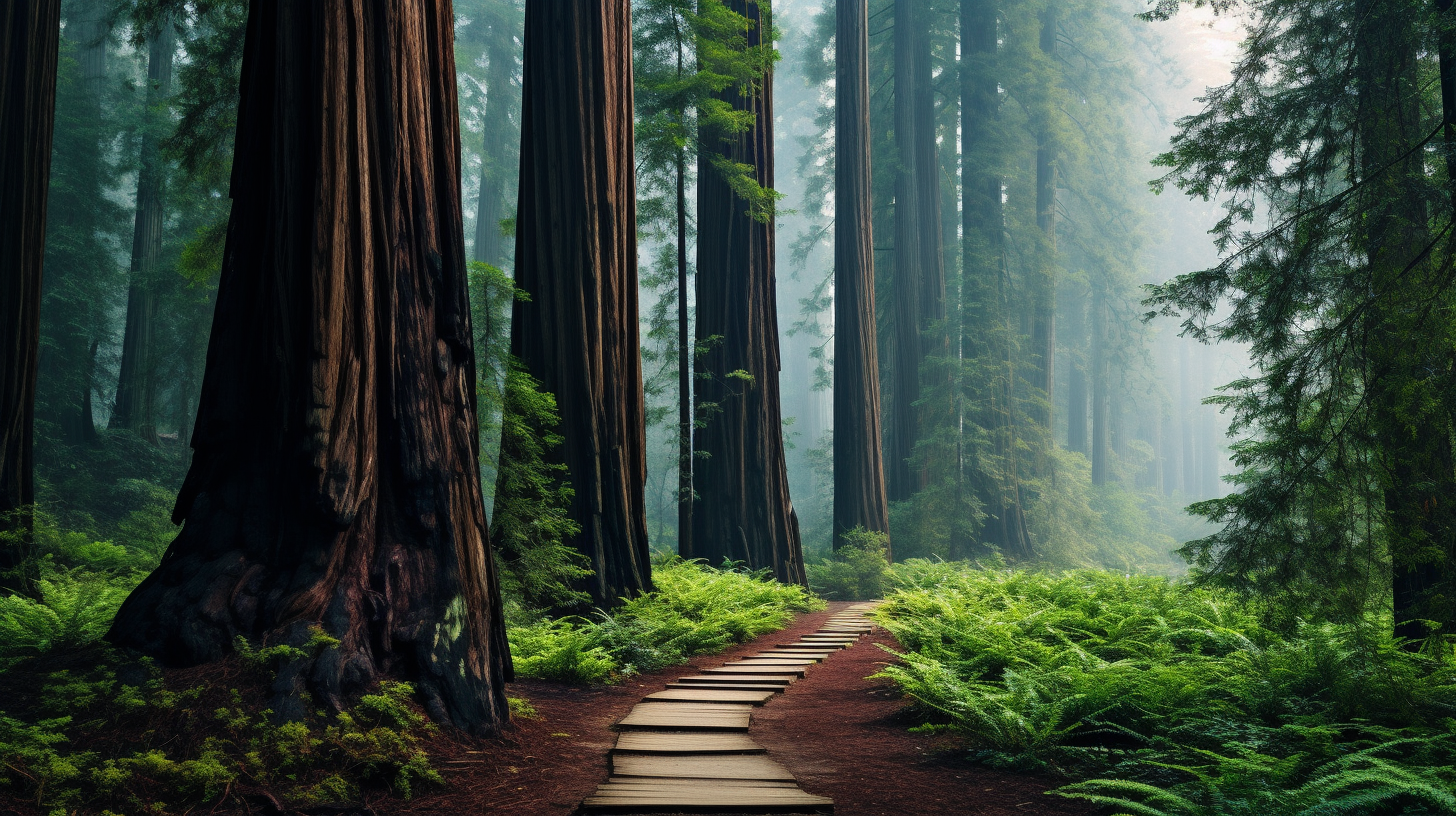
[833,0,890,549]
[507,0,653,605]
[0,0,61,587]
[111,15,176,443]
[108,1,511,735]
[887,0,946,502]
[692,0,805,584]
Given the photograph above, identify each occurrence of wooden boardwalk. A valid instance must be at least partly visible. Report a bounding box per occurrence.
[579,603,880,814]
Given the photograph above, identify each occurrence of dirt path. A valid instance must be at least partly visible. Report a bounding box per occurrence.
[393,603,1090,815]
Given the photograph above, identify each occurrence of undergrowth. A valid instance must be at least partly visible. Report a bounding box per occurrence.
[508,556,824,682]
[873,561,1456,814]
[0,653,440,815]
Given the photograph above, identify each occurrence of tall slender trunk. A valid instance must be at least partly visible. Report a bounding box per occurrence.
[693,0,804,583]
[472,18,514,268]
[109,0,511,734]
[834,0,890,551]
[112,16,176,443]
[1090,288,1108,486]
[961,0,1030,556]
[1030,2,1058,439]
[888,0,944,502]
[508,0,653,605]
[676,146,692,560]
[1065,281,1088,455]
[0,0,62,593]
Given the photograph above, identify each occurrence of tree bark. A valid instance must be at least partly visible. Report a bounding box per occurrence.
[508,0,653,605]
[676,147,692,560]
[1090,288,1108,486]
[1064,281,1087,455]
[961,0,1031,556]
[834,0,891,550]
[112,16,176,443]
[1030,2,1058,437]
[108,0,512,736]
[693,0,804,584]
[0,0,61,591]
[887,0,945,502]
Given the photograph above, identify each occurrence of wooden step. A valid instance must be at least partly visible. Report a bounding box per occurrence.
[677,674,793,686]
[644,688,777,705]
[616,702,753,732]
[702,665,806,677]
[611,753,796,781]
[665,681,786,692]
[581,778,833,814]
[612,732,766,756]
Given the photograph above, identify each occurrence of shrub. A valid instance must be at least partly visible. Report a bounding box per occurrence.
[508,558,824,682]
[807,527,890,600]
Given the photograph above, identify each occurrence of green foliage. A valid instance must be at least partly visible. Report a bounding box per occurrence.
[508,558,823,682]
[807,527,890,601]
[0,661,440,815]
[873,564,1456,811]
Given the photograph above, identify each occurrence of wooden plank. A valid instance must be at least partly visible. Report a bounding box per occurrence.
[611,754,795,781]
[777,642,848,649]
[644,688,777,705]
[612,732,765,755]
[749,651,828,659]
[728,658,816,665]
[617,702,753,731]
[702,665,806,677]
[665,681,786,692]
[581,780,833,814]
[676,674,793,685]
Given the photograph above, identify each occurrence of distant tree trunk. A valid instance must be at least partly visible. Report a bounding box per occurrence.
[888,0,945,502]
[508,0,653,605]
[471,17,514,268]
[676,147,692,560]
[961,0,1030,556]
[834,0,891,550]
[0,0,61,592]
[1030,2,1058,437]
[693,0,804,583]
[1090,289,1108,486]
[1064,282,1088,455]
[41,0,105,446]
[112,16,176,443]
[108,1,512,736]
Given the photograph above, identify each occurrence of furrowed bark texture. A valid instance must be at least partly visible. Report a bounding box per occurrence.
[0,0,61,585]
[108,0,512,736]
[834,0,890,549]
[510,0,652,605]
[887,0,945,502]
[692,0,805,584]
[961,0,1030,556]
[112,17,176,442]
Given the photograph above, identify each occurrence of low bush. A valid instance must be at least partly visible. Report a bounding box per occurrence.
[508,557,825,682]
[806,527,890,601]
[872,563,1456,814]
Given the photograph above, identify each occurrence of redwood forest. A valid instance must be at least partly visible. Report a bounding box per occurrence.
[2,0,1456,814]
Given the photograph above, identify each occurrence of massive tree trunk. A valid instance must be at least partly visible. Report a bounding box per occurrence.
[693,0,804,584]
[887,0,945,502]
[676,148,692,560]
[834,0,890,550]
[108,1,511,735]
[111,16,176,443]
[0,0,61,590]
[961,0,1030,556]
[1029,2,1058,437]
[509,0,652,604]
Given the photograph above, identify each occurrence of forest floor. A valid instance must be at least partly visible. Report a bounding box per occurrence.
[396,602,1092,816]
